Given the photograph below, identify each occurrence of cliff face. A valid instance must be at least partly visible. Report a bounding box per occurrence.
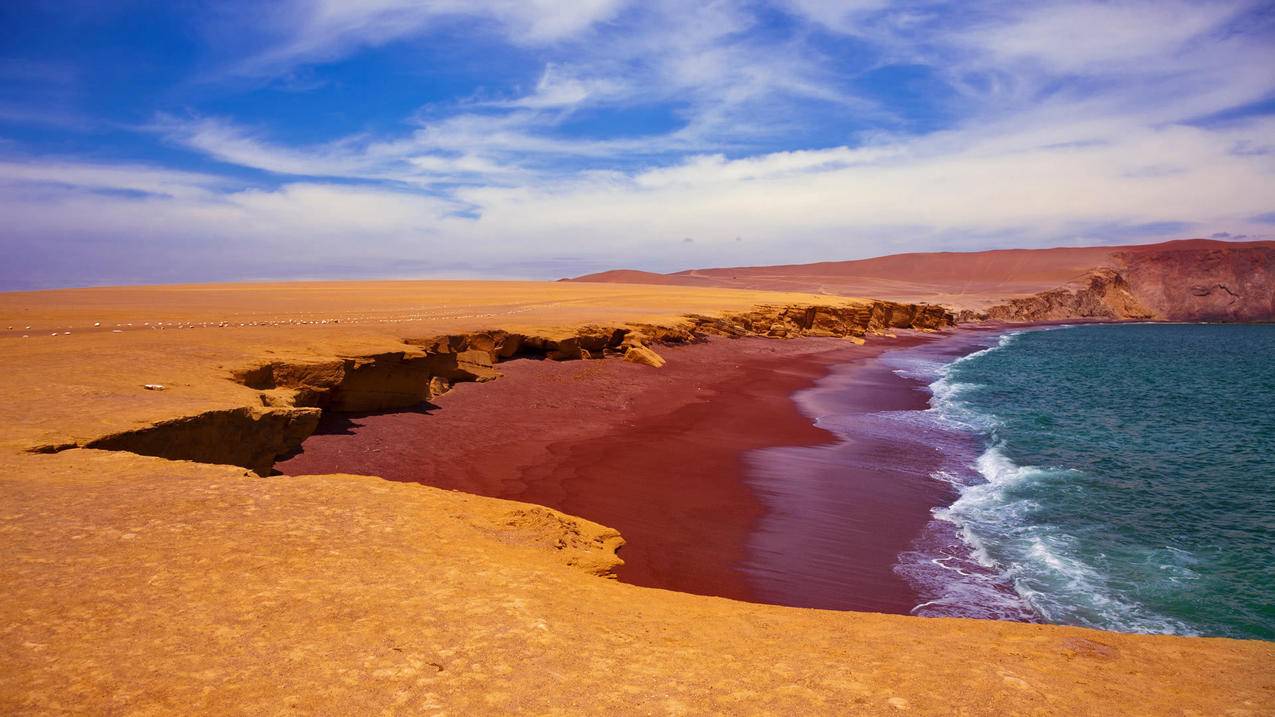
[1117,245,1275,321]
[983,244,1275,322]
[985,269,1153,322]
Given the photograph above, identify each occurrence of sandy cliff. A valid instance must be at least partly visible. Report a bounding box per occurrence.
[570,238,1275,322]
[14,295,951,476]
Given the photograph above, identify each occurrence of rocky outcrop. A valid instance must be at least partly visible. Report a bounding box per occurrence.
[236,352,451,413]
[483,507,626,578]
[35,298,953,475]
[985,269,1154,322]
[623,345,667,368]
[981,244,1274,323]
[1116,244,1275,321]
[641,301,952,342]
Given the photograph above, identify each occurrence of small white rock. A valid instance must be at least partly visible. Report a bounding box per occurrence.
[143,384,166,391]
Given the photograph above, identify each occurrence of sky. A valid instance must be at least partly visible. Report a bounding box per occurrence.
[1,1,1274,290]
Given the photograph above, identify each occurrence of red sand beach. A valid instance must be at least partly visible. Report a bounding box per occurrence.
[278,331,997,610]
[742,330,1004,613]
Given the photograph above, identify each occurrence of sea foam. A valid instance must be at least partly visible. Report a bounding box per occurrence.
[898,327,1207,635]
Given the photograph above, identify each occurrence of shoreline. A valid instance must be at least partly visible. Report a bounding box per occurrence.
[742,327,1009,613]
[278,334,897,602]
[278,328,1006,610]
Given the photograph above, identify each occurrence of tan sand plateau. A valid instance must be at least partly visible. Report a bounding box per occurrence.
[1,280,1271,715]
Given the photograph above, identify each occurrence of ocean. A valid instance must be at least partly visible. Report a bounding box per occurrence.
[892,323,1275,640]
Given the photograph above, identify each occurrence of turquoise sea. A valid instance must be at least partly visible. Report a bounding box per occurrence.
[894,324,1275,640]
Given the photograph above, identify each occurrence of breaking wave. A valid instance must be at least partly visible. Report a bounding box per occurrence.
[892,328,1197,634]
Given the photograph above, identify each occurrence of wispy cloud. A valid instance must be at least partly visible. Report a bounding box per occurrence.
[957,1,1247,74]
[2,0,1274,289]
[230,0,627,76]
[0,159,228,199]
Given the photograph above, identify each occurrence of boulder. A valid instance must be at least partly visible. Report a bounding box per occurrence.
[623,345,666,368]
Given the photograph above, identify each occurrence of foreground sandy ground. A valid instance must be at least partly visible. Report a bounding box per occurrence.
[2,280,1272,715]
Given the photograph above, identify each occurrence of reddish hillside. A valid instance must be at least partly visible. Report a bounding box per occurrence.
[567,269,710,286]
[568,239,1275,321]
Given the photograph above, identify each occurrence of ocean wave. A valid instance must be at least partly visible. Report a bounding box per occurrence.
[914,342,1198,635]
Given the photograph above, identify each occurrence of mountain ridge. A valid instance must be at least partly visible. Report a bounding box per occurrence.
[567,238,1275,321]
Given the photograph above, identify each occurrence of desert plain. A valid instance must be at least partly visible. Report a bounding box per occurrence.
[1,277,1272,715]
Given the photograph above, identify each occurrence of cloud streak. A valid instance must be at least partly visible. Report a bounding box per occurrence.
[231,0,626,75]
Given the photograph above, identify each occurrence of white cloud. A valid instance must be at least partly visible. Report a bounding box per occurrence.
[0,159,226,199]
[238,0,626,74]
[501,64,621,109]
[456,115,1275,252]
[155,116,377,177]
[780,0,893,34]
[960,1,1246,74]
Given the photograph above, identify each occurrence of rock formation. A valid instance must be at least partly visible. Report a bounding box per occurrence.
[984,269,1154,322]
[623,345,667,368]
[983,243,1274,322]
[1115,243,1275,322]
[82,406,321,476]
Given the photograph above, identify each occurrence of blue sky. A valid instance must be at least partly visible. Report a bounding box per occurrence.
[2,0,1274,289]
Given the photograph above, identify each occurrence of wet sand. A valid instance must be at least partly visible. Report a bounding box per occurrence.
[743,329,1006,613]
[278,331,993,610]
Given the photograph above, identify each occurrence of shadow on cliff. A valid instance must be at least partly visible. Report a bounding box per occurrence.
[310,402,443,437]
[269,401,442,473]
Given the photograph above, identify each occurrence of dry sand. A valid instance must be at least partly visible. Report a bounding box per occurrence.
[2,280,1272,715]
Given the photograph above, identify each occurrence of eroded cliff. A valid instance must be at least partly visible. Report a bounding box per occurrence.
[984,269,1154,322]
[981,243,1274,322]
[30,300,953,475]
[1116,244,1275,321]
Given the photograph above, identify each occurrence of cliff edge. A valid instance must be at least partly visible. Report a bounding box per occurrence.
[984,241,1274,322]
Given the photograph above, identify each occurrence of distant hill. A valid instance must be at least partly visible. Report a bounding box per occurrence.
[566,239,1275,322]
